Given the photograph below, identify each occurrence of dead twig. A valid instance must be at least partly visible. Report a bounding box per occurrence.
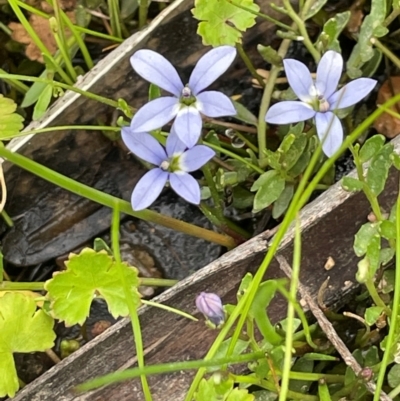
[276,254,392,401]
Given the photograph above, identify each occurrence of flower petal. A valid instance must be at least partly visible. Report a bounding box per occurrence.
[328,78,377,110]
[265,101,316,124]
[180,145,215,172]
[315,112,343,157]
[130,50,184,96]
[131,168,168,210]
[122,129,166,165]
[189,46,236,94]
[169,172,201,204]
[196,91,236,117]
[130,97,179,133]
[166,127,187,156]
[172,106,202,148]
[283,58,315,102]
[315,51,343,99]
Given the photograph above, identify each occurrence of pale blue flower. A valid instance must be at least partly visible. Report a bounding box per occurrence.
[122,128,215,210]
[129,46,237,148]
[196,292,225,326]
[265,51,377,156]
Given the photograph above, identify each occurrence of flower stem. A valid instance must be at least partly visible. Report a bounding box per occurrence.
[371,37,400,70]
[0,144,236,249]
[111,206,152,401]
[282,0,320,63]
[236,43,265,88]
[0,281,45,291]
[141,299,198,321]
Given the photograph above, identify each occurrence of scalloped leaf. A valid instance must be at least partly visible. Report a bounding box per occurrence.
[192,0,259,46]
[0,95,24,140]
[45,248,141,326]
[0,292,55,398]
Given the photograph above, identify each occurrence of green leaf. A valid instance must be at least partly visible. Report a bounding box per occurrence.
[289,358,314,393]
[388,364,400,388]
[365,306,384,326]
[45,248,141,326]
[317,11,351,52]
[0,95,24,140]
[305,0,328,20]
[192,0,259,46]
[354,222,380,257]
[21,70,51,108]
[379,220,396,240]
[342,176,363,192]
[366,144,393,196]
[279,132,308,171]
[33,84,53,121]
[392,153,400,170]
[347,0,388,78]
[366,234,381,277]
[0,293,55,398]
[252,171,286,213]
[232,100,258,126]
[257,45,282,66]
[272,183,294,219]
[359,134,385,163]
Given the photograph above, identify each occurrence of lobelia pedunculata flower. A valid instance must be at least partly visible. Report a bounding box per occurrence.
[265,50,377,157]
[195,292,225,326]
[122,128,215,211]
[129,46,237,148]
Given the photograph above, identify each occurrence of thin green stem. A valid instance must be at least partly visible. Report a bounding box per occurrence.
[204,141,263,174]
[236,43,265,88]
[0,281,44,291]
[0,73,121,110]
[6,125,121,141]
[50,18,78,81]
[279,216,301,401]
[108,0,122,38]
[371,38,400,69]
[1,210,13,227]
[77,351,265,392]
[228,0,296,31]
[60,10,94,69]
[202,164,224,215]
[0,145,235,248]
[373,185,400,401]
[0,68,28,94]
[139,0,148,28]
[139,278,177,287]
[257,35,292,158]
[141,300,198,321]
[111,207,152,401]
[384,7,400,27]
[282,0,320,63]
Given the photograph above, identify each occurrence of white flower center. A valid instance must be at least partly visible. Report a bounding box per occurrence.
[160,160,170,171]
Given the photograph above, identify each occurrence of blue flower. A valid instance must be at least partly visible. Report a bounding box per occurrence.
[129,46,237,148]
[265,51,377,156]
[122,128,215,210]
[195,292,225,326]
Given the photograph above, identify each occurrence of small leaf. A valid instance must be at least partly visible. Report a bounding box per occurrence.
[33,84,53,120]
[289,358,314,394]
[257,44,282,66]
[232,100,258,126]
[342,176,363,192]
[252,172,285,213]
[305,0,328,20]
[192,0,259,46]
[388,364,400,388]
[0,293,55,398]
[317,11,350,52]
[0,95,24,140]
[359,134,385,163]
[366,144,393,196]
[379,220,396,240]
[365,306,384,326]
[366,234,381,277]
[354,222,380,257]
[272,183,294,219]
[45,248,141,326]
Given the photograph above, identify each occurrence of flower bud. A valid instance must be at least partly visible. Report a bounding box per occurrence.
[195,292,225,326]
